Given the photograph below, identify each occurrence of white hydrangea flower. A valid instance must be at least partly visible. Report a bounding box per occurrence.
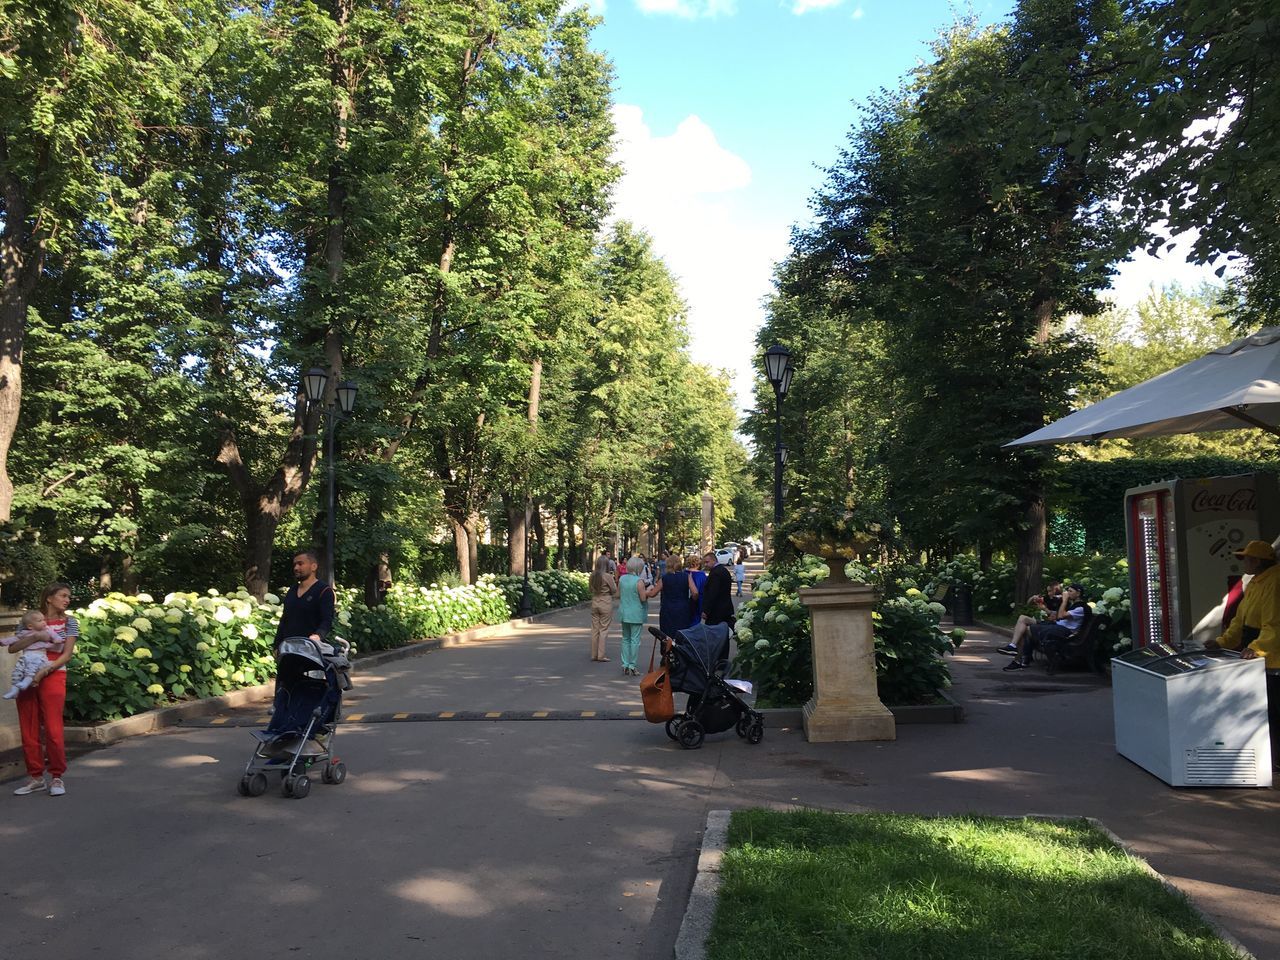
[147,683,165,695]
[214,606,234,624]
[241,623,258,640]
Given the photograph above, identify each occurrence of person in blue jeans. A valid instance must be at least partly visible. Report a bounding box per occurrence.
[618,556,660,676]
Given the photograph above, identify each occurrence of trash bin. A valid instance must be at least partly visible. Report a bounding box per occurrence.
[951,583,973,626]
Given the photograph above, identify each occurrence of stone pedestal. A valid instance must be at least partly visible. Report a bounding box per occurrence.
[800,582,896,742]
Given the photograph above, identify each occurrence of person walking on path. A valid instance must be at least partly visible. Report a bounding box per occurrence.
[653,553,695,640]
[687,554,707,625]
[274,549,336,649]
[619,556,660,676]
[11,582,79,797]
[733,547,747,597]
[588,553,619,662]
[700,551,736,627]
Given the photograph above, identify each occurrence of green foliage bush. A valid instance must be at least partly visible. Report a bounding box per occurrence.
[734,557,964,707]
[492,569,591,615]
[0,523,60,607]
[66,589,283,724]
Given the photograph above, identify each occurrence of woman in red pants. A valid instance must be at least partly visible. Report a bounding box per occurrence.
[11,582,78,797]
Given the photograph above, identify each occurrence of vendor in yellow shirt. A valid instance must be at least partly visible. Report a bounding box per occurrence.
[1210,539,1279,766]
[1215,540,1280,665]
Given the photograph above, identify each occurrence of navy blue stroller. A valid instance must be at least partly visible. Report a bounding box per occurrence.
[237,636,352,799]
[649,623,764,750]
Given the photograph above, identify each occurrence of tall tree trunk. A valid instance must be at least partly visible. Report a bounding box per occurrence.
[555,507,565,569]
[506,492,527,575]
[0,156,44,522]
[1014,295,1057,604]
[466,513,481,581]
[449,515,471,585]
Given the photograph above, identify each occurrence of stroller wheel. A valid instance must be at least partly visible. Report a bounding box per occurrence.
[746,719,764,745]
[240,772,268,797]
[735,716,751,738]
[664,718,684,742]
[678,720,705,750]
[285,774,311,799]
[322,761,347,785]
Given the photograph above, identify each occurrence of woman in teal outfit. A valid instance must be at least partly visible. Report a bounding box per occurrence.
[618,555,660,676]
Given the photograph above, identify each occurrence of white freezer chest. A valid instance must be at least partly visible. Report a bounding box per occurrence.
[1113,646,1272,788]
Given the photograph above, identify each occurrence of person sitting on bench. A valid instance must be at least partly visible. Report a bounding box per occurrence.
[1003,583,1086,672]
[998,581,1063,655]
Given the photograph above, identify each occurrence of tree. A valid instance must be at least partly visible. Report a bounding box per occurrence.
[1123,0,1280,325]
[0,0,195,520]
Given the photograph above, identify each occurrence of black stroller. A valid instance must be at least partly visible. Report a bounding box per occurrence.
[237,636,352,799]
[650,623,764,750]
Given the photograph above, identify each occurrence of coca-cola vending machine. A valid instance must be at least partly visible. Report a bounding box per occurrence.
[1125,474,1279,649]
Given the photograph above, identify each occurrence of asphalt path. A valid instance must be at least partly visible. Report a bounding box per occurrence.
[5,568,1280,959]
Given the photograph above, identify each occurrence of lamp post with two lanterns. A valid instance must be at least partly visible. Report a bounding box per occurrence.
[301,368,357,584]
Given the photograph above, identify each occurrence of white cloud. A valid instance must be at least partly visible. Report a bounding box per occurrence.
[634,0,736,18]
[792,0,843,13]
[609,105,788,412]
[851,5,865,18]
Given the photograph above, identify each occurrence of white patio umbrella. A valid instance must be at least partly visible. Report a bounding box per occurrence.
[1007,327,1280,447]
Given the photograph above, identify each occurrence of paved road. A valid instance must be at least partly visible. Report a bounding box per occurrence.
[4,576,1280,959]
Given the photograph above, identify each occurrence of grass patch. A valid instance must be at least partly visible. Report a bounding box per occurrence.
[708,810,1240,960]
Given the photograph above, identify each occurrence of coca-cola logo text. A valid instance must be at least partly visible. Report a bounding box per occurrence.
[1190,488,1256,513]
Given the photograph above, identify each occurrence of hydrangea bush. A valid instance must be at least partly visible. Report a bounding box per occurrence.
[492,569,591,615]
[923,553,1133,653]
[734,556,965,707]
[62,569,593,721]
[66,589,284,724]
[341,570,589,653]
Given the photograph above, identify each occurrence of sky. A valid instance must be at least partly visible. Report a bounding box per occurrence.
[589,0,1221,411]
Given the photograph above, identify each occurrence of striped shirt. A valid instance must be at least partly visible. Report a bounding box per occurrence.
[43,615,79,671]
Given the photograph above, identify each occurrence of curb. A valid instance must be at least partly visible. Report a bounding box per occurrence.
[673,809,730,960]
[55,600,593,748]
[976,619,1014,637]
[1081,816,1256,960]
[756,688,965,730]
[672,810,1256,960]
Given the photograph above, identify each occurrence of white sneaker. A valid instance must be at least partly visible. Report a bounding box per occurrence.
[48,778,65,797]
[13,778,46,796]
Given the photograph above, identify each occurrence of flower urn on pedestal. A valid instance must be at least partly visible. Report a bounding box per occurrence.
[789,532,895,743]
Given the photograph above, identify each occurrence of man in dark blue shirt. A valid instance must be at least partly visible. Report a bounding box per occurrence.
[274,549,336,649]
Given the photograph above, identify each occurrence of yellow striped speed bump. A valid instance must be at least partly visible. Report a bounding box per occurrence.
[179,709,651,726]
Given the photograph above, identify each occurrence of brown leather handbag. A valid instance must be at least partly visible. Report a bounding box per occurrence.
[640,634,675,723]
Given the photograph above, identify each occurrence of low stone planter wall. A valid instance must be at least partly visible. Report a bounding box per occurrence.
[760,688,964,729]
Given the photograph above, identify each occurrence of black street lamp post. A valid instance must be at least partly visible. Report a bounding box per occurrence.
[763,345,794,527]
[518,503,534,618]
[302,368,357,584]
